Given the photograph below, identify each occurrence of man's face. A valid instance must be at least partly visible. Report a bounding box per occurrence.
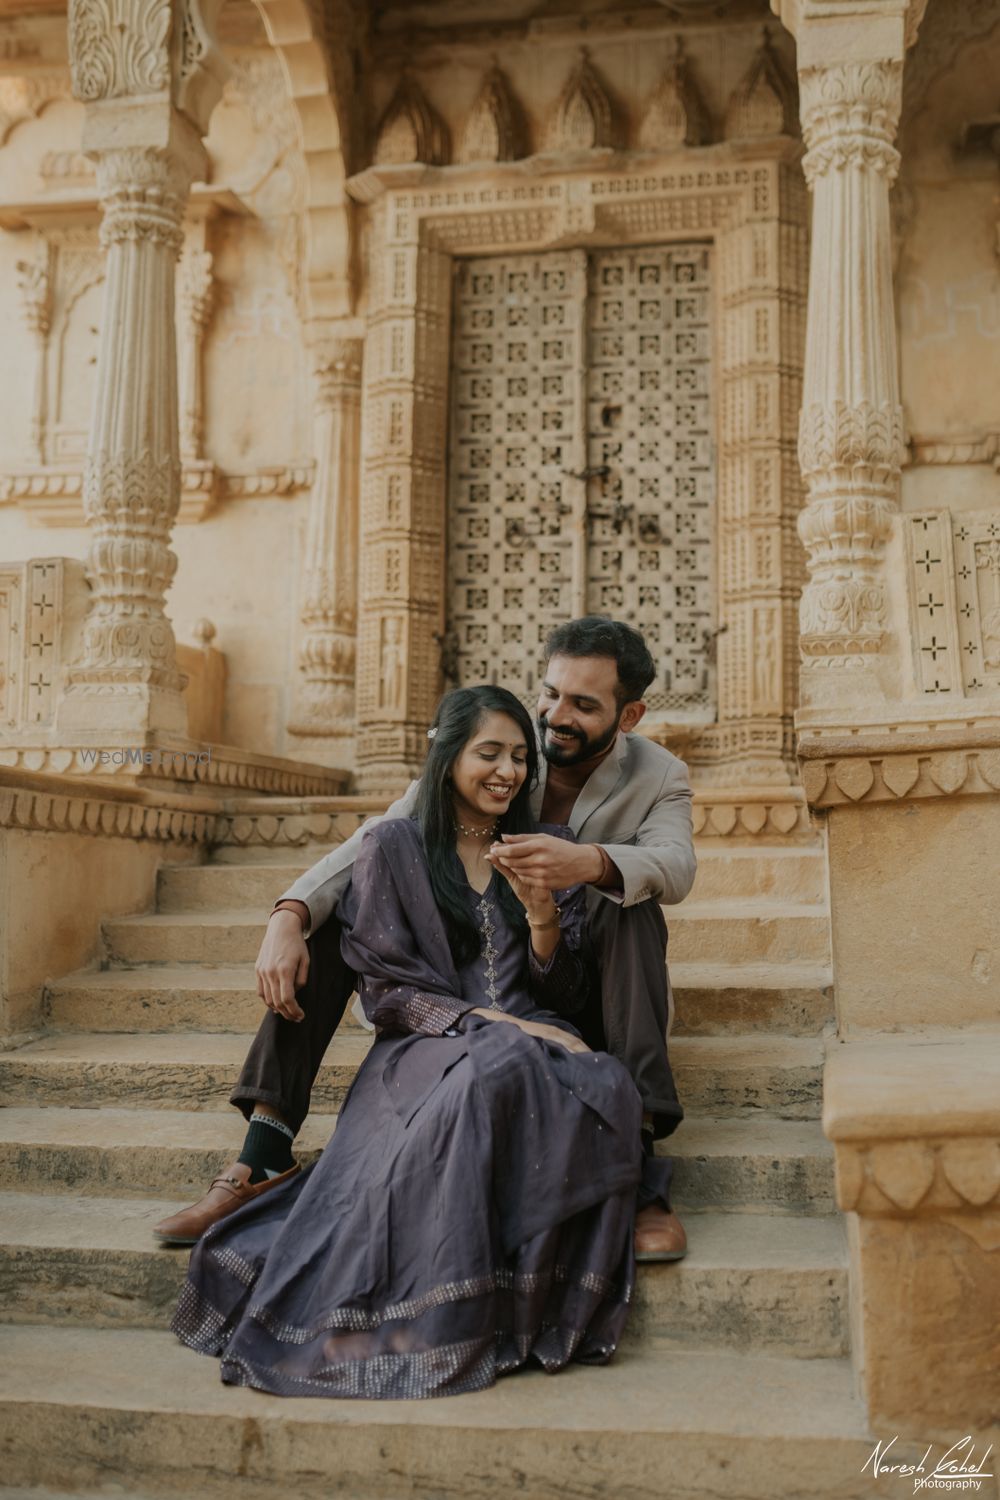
[536,654,623,766]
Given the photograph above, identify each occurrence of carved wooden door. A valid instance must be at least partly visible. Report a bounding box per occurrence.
[445,244,715,719]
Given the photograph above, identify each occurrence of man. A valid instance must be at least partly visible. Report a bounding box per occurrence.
[154,616,697,1259]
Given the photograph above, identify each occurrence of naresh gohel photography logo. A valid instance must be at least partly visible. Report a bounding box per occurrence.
[863,1436,994,1493]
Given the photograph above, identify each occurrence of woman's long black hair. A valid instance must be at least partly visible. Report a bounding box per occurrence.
[414,685,539,968]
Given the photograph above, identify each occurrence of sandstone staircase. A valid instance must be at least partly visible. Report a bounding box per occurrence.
[0,829,890,1499]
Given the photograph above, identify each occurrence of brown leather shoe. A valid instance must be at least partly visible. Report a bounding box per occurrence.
[634,1204,688,1262]
[153,1161,300,1246]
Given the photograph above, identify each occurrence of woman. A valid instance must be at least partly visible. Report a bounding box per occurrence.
[172,685,644,1399]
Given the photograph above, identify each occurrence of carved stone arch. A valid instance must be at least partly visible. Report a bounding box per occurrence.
[246,0,359,321]
[0,72,76,147]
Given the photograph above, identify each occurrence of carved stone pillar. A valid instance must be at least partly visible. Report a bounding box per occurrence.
[15,246,52,466]
[58,137,203,736]
[795,57,906,697]
[58,0,224,741]
[286,337,363,755]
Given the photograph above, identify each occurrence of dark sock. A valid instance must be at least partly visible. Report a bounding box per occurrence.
[237,1113,295,1185]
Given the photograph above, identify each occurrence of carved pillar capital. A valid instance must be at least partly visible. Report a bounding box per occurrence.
[93,145,192,256]
[799,59,902,185]
[311,338,364,408]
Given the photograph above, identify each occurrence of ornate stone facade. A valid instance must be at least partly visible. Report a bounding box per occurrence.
[351,153,807,793]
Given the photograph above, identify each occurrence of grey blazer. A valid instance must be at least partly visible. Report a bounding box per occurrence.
[278,732,696,937]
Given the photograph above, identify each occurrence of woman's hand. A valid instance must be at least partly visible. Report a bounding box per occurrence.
[518,1018,591,1054]
[486,847,557,924]
[467,1008,591,1055]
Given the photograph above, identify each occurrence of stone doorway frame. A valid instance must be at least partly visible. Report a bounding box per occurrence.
[349,145,808,796]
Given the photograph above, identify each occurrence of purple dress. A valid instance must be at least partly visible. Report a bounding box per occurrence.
[172,818,643,1399]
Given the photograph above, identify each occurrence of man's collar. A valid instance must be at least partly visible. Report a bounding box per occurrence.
[530,731,630,829]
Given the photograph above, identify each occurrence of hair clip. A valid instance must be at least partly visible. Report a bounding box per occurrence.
[426,726,438,739]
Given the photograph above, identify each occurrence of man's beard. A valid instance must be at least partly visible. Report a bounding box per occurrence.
[538,711,620,767]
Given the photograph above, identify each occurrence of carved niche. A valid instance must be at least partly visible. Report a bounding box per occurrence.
[546,51,622,153]
[457,66,526,164]
[638,39,709,151]
[725,29,797,141]
[373,75,450,167]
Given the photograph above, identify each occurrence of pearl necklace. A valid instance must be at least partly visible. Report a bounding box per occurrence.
[454,816,498,840]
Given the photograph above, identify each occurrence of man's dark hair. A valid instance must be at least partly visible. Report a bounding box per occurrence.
[544,616,656,705]
[415,684,538,967]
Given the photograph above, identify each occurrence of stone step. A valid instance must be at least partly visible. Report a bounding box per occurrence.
[0,1032,824,1118]
[46,961,832,1037]
[46,965,366,1036]
[669,1117,836,1215]
[0,1032,369,1113]
[671,962,833,1035]
[0,1108,835,1213]
[157,862,313,910]
[0,1325,893,1500]
[103,903,832,966]
[690,848,828,904]
[0,1193,847,1359]
[159,847,829,912]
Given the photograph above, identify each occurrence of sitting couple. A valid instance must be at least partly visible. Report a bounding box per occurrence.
[166,616,697,1399]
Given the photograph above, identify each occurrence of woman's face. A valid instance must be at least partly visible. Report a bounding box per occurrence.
[450,710,529,826]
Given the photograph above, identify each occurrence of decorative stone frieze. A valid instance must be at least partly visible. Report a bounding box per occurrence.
[799,737,1000,807]
[546,50,621,154]
[835,1136,1000,1227]
[458,66,526,164]
[0,780,217,852]
[0,742,348,795]
[0,463,315,526]
[794,56,906,680]
[287,337,363,753]
[211,797,373,850]
[691,790,813,839]
[725,29,796,141]
[909,432,1000,467]
[373,75,450,167]
[638,39,709,152]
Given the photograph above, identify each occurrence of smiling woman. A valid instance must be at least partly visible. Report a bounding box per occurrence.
[171,683,644,1400]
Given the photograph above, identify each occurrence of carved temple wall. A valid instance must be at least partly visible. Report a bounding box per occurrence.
[0,0,998,802]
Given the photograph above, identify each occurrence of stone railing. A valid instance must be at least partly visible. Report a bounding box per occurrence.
[824,1033,1000,1433]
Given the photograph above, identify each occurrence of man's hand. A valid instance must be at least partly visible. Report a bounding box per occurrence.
[255,910,308,1022]
[488,833,603,889]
